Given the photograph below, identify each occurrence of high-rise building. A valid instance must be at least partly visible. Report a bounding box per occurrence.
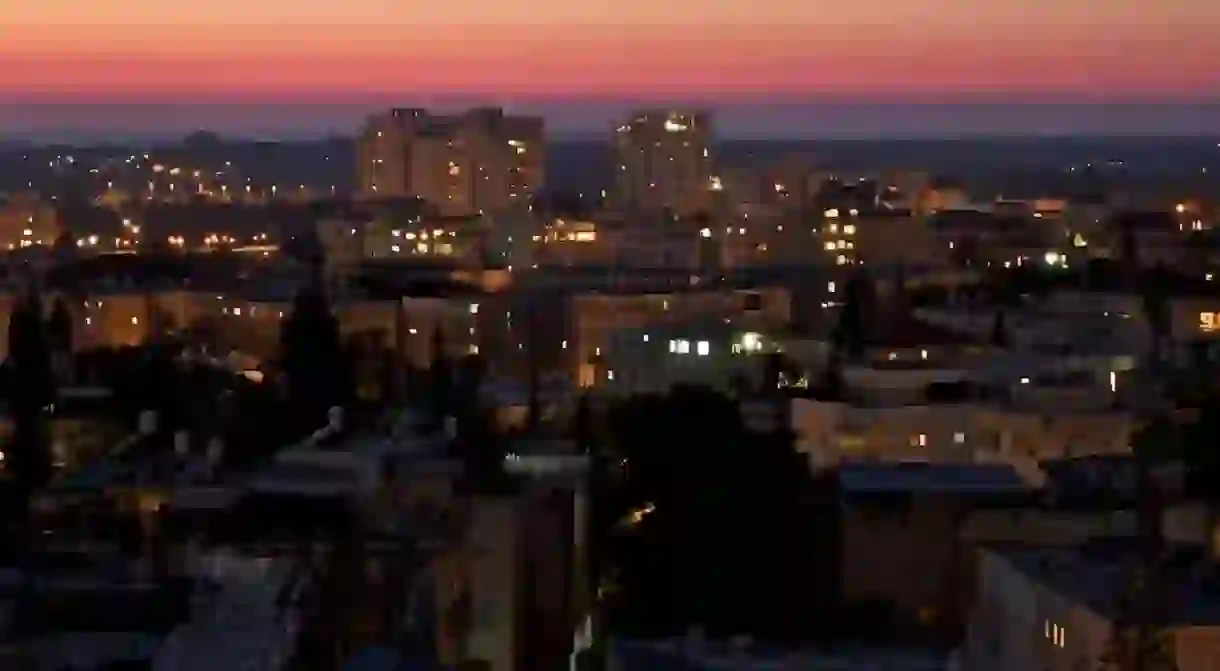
[611,110,714,217]
[356,108,545,216]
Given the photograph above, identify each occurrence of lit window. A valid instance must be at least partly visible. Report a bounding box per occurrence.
[828,281,836,293]
[643,334,650,342]
[607,370,614,381]
[1201,312,1219,333]
[918,434,927,447]
[674,339,691,354]
[696,341,710,356]
[953,432,965,444]
[700,228,711,238]
[131,317,139,325]
[469,303,479,315]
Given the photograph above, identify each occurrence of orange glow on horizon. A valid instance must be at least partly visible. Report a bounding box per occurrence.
[1,13,1218,100]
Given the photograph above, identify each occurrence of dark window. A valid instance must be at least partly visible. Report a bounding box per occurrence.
[742,292,762,311]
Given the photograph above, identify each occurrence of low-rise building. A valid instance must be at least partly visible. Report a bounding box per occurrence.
[962,545,1220,671]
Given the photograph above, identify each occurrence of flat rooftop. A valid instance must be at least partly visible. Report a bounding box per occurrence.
[1001,545,1220,626]
[838,462,1033,496]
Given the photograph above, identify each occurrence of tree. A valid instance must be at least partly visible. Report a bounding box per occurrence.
[575,392,609,671]
[832,273,870,362]
[4,290,55,539]
[605,387,821,642]
[429,326,451,428]
[282,230,326,268]
[1097,415,1181,671]
[46,297,73,354]
[1140,267,1172,368]
[280,281,349,436]
[46,296,74,384]
[990,310,1010,348]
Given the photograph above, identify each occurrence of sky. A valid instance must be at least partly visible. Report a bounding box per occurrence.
[2,1,1219,137]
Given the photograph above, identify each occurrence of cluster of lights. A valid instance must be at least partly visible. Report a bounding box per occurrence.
[204,234,239,247]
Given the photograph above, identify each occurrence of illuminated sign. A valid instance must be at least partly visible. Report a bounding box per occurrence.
[1201,312,1220,333]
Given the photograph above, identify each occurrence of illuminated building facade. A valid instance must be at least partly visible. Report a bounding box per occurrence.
[0,194,61,251]
[612,110,714,216]
[356,107,545,216]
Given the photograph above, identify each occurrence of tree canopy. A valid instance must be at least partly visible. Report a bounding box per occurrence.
[601,386,821,642]
[279,283,349,436]
[4,291,56,533]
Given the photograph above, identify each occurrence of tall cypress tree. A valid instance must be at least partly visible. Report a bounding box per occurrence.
[990,310,1010,348]
[574,392,606,671]
[5,290,55,537]
[46,296,74,385]
[280,280,348,436]
[832,273,869,362]
[429,326,451,428]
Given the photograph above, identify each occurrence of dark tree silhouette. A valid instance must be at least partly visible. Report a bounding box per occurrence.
[818,354,847,401]
[4,290,55,538]
[46,297,73,354]
[1097,416,1181,671]
[1140,267,1172,367]
[605,387,821,642]
[832,273,869,361]
[281,230,326,268]
[429,326,451,428]
[280,282,349,436]
[990,310,1010,348]
[574,392,609,671]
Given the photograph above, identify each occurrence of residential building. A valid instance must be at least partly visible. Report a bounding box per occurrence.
[823,463,1145,645]
[962,545,1220,671]
[612,110,714,216]
[356,108,545,216]
[0,192,60,250]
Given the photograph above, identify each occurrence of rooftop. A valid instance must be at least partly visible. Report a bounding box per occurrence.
[1001,545,1220,626]
[837,462,1032,496]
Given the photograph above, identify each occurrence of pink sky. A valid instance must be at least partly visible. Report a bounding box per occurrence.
[2,2,1219,100]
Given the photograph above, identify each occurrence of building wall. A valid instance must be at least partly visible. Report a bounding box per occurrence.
[612,110,714,216]
[0,195,61,250]
[357,108,545,216]
[463,497,522,671]
[1174,627,1220,671]
[964,550,1116,671]
[567,288,790,384]
[846,507,1136,650]
[792,399,1131,470]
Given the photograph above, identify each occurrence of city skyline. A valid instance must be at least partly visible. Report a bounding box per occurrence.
[2,1,1219,137]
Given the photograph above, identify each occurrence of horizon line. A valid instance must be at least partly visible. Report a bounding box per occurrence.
[4,130,1220,146]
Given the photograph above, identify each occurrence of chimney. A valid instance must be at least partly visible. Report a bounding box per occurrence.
[138,410,157,435]
[205,437,224,475]
[327,406,344,434]
[173,430,190,458]
[683,626,706,658]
